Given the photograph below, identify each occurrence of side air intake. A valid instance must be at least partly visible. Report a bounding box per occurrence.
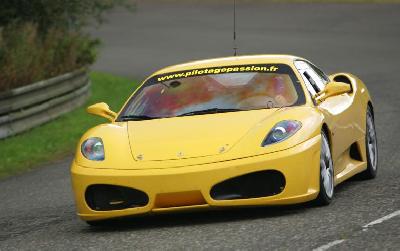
[210,170,285,200]
[85,184,149,211]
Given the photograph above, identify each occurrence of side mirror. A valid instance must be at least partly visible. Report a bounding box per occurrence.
[314,82,352,104]
[87,102,117,122]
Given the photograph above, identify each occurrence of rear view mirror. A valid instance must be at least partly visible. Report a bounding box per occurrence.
[314,82,352,103]
[87,102,117,122]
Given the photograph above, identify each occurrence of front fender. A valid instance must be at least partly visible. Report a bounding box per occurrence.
[74,122,137,169]
[228,106,324,157]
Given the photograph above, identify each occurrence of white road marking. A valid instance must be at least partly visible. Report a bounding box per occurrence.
[313,209,400,250]
[313,239,346,251]
[362,210,400,231]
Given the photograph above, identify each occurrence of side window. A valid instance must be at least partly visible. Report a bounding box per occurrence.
[303,71,320,93]
[309,64,330,84]
[305,68,325,92]
[294,61,319,96]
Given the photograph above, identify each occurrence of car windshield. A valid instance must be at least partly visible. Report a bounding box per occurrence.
[119,64,305,120]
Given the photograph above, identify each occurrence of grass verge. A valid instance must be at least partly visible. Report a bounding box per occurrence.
[0,72,138,178]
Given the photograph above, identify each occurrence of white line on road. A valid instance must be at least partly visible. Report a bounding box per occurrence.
[362,210,400,231]
[313,239,346,251]
[313,209,400,250]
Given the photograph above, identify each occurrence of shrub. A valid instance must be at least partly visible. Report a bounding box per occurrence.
[0,23,100,92]
[0,0,133,92]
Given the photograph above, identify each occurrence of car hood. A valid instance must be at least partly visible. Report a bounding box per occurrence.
[127,109,278,161]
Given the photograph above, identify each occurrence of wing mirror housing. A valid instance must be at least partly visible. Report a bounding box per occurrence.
[314,82,352,104]
[87,102,117,122]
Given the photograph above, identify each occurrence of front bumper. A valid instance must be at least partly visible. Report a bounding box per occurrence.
[71,135,321,221]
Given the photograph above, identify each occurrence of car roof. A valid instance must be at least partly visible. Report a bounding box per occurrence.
[150,54,304,76]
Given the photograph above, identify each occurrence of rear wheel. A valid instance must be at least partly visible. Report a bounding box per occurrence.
[359,106,378,179]
[315,131,334,206]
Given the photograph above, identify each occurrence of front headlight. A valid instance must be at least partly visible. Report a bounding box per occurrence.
[81,137,105,161]
[262,120,302,146]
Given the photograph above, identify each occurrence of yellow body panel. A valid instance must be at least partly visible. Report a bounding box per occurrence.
[72,135,320,221]
[71,55,372,222]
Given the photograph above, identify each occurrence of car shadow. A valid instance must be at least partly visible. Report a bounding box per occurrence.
[336,173,375,193]
[82,202,312,233]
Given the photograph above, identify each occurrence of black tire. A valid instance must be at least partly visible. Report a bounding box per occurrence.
[358,106,378,179]
[315,131,334,206]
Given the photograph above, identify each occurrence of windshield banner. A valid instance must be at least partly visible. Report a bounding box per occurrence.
[154,64,282,83]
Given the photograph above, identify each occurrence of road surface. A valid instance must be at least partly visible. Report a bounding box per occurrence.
[1,2,399,250]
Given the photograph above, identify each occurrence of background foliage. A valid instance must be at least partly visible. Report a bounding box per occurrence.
[0,0,133,92]
[0,0,133,33]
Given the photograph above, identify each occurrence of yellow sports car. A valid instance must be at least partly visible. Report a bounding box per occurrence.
[71,55,378,225]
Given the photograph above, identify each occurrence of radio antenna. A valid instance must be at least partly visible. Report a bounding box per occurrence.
[233,0,238,56]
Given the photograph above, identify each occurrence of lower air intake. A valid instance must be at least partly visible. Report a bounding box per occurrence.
[85,184,149,211]
[210,170,285,200]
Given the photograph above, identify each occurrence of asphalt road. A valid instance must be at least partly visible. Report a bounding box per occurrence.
[1,2,400,250]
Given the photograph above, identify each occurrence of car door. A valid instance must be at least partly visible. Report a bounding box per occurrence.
[294,60,360,174]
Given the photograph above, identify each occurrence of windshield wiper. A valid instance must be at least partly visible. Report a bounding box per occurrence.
[120,115,160,121]
[121,108,243,120]
[178,108,243,117]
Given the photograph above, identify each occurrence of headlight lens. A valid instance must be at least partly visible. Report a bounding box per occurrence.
[81,137,105,161]
[262,120,302,146]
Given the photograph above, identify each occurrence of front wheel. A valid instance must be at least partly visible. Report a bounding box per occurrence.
[315,131,334,206]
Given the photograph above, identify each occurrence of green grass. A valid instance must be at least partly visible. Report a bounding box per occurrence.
[0,72,138,178]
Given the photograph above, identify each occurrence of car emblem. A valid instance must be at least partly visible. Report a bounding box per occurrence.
[177,152,184,158]
[136,154,144,160]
